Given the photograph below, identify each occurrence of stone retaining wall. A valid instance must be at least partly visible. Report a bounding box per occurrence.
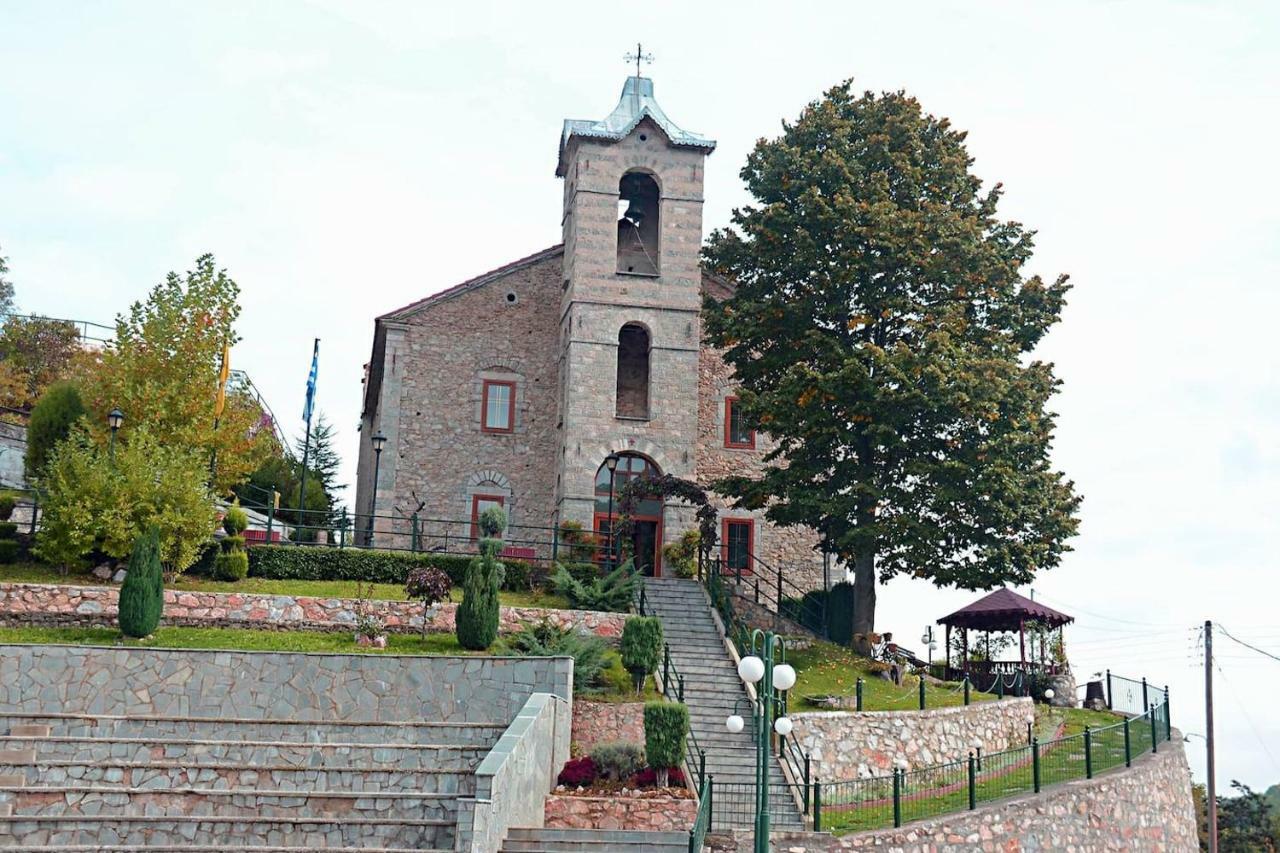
[710,732,1197,851]
[570,701,645,756]
[791,697,1034,780]
[543,793,697,831]
[0,581,625,638]
[0,644,573,724]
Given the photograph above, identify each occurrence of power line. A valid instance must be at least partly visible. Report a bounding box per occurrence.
[1214,660,1280,776]
[1215,624,1280,664]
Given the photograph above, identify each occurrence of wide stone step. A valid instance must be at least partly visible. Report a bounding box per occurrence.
[0,712,505,747]
[0,762,474,794]
[0,785,459,822]
[0,736,487,772]
[502,826,687,851]
[0,814,456,847]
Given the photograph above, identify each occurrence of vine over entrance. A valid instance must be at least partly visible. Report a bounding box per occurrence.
[614,473,719,566]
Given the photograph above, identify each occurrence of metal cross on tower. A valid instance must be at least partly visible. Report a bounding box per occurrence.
[624,42,654,77]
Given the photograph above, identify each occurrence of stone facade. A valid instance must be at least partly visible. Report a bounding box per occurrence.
[543,792,697,832]
[791,698,1035,780]
[353,75,827,589]
[0,581,625,638]
[709,732,1198,852]
[569,700,645,756]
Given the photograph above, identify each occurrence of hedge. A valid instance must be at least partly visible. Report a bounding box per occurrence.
[247,544,540,591]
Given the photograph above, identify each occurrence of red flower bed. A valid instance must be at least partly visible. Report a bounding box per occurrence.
[558,756,598,786]
[631,766,686,788]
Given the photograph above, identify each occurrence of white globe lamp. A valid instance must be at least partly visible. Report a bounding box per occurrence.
[773,663,797,691]
[726,714,745,734]
[774,716,793,737]
[738,655,765,684]
[1043,688,1055,701]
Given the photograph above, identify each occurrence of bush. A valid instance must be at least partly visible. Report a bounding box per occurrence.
[551,559,638,612]
[644,702,690,788]
[502,618,610,693]
[590,742,645,783]
[780,589,829,635]
[25,381,85,482]
[632,766,686,789]
[457,509,506,651]
[662,529,700,579]
[212,549,249,581]
[0,522,17,540]
[222,503,248,536]
[557,520,597,563]
[557,756,598,787]
[620,616,663,692]
[406,565,452,639]
[563,561,599,585]
[118,527,164,638]
[0,495,15,522]
[0,540,18,563]
[247,545,538,589]
[827,581,855,646]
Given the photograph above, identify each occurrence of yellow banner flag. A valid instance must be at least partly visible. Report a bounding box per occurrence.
[215,341,230,418]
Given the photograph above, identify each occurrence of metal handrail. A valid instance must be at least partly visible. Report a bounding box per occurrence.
[688,776,712,853]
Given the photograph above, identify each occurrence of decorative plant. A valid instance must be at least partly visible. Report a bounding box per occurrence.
[456,507,505,650]
[632,766,686,789]
[0,493,19,563]
[827,581,856,647]
[118,526,164,638]
[620,616,663,693]
[589,742,645,783]
[557,755,598,787]
[354,612,386,646]
[644,701,689,788]
[213,502,249,581]
[661,529,700,579]
[550,558,638,612]
[405,565,452,638]
[0,493,15,521]
[557,520,597,562]
[502,618,610,693]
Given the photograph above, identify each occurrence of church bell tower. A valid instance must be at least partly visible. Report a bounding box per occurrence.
[553,71,717,565]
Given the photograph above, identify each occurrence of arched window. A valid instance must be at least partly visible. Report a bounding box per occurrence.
[616,171,659,275]
[594,452,663,576]
[616,323,650,418]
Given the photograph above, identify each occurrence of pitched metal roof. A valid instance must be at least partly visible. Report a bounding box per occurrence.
[937,587,1074,631]
[557,76,716,176]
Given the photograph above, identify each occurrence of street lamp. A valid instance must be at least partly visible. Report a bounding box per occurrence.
[367,430,387,546]
[107,408,124,460]
[1026,712,1036,745]
[603,453,620,570]
[732,629,796,853]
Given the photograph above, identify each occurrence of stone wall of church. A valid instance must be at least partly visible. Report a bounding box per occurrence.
[370,254,563,551]
[696,343,827,595]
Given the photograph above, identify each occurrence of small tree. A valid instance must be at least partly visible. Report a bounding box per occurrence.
[213,503,249,581]
[405,566,452,639]
[118,527,164,638]
[644,702,689,788]
[25,381,85,481]
[620,616,664,693]
[456,507,505,650]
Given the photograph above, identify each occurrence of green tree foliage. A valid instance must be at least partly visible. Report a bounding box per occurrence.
[620,616,664,692]
[550,559,639,612]
[34,426,217,573]
[213,502,249,581]
[25,381,85,480]
[301,412,344,500]
[0,315,83,411]
[455,507,505,650]
[702,83,1081,647]
[643,702,689,787]
[661,529,700,579]
[118,526,164,638]
[503,618,611,693]
[76,254,270,493]
[1194,781,1280,852]
[826,581,856,647]
[0,245,13,316]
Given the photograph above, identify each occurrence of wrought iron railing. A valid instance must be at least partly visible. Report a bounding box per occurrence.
[708,549,832,641]
[812,691,1173,834]
[688,776,712,853]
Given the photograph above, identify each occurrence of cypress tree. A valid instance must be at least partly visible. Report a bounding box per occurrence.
[455,508,504,650]
[118,526,163,638]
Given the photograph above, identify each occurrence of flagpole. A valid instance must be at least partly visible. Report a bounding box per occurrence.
[298,338,319,543]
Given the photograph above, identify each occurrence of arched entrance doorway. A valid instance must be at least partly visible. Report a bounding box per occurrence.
[595,453,663,576]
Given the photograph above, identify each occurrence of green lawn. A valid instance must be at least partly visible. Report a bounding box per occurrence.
[786,640,998,712]
[0,561,568,608]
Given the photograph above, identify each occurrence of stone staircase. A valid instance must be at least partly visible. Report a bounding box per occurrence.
[499,827,687,852]
[642,577,805,831]
[0,711,506,850]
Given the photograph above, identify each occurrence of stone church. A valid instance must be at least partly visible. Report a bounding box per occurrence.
[354,74,823,587]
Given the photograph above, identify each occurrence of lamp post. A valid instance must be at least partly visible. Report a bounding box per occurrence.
[367,430,387,546]
[107,408,124,461]
[921,626,937,670]
[731,629,797,853]
[603,453,620,570]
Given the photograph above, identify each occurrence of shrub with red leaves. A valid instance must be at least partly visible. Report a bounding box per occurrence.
[557,756,598,787]
[632,766,687,788]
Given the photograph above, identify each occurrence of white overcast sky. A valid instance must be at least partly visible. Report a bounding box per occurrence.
[2,1,1278,790]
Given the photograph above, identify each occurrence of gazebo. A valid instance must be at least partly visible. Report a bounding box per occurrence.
[937,588,1073,689]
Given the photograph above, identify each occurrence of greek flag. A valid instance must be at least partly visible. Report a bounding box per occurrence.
[302,338,319,423]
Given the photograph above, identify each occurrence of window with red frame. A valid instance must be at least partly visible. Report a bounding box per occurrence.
[481,380,515,433]
[471,494,505,539]
[722,518,754,575]
[724,397,755,449]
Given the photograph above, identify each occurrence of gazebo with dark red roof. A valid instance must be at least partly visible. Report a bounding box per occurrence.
[937,588,1073,684]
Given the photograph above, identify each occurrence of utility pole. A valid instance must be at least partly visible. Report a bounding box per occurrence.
[1205,619,1218,853]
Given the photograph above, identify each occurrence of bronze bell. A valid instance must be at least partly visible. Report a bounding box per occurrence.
[623,199,646,226]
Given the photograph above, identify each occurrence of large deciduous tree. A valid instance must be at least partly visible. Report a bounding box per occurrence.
[77,254,270,492]
[702,83,1081,648]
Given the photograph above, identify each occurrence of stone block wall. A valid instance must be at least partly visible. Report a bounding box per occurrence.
[543,793,697,832]
[0,581,625,638]
[791,698,1035,780]
[0,644,573,724]
[570,700,645,756]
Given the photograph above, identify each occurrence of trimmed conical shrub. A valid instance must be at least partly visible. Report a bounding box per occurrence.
[456,508,505,650]
[119,527,164,638]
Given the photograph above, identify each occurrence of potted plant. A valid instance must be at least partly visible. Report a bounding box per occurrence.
[354,613,387,648]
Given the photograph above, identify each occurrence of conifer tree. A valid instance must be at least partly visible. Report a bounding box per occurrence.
[455,507,505,650]
[118,527,164,638]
